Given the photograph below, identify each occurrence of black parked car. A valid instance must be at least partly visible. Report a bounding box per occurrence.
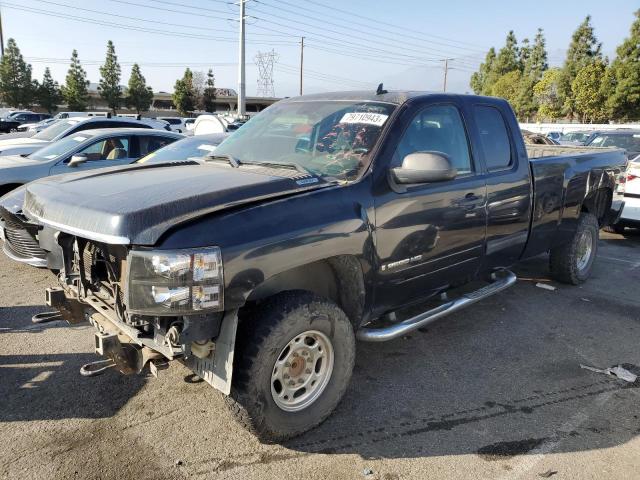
[585,130,640,160]
[0,112,51,133]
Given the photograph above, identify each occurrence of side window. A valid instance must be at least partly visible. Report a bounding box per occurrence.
[77,137,130,161]
[137,136,175,157]
[473,106,512,171]
[394,104,473,175]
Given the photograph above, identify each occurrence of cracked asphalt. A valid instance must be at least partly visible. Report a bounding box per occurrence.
[1,231,640,479]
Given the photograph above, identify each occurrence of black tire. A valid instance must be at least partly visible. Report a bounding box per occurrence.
[226,291,356,442]
[603,223,625,235]
[549,213,599,285]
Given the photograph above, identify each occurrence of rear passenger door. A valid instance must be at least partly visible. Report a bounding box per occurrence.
[467,103,532,268]
[373,101,488,311]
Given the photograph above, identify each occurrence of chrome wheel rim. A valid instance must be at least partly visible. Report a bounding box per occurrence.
[576,230,594,271]
[270,330,334,412]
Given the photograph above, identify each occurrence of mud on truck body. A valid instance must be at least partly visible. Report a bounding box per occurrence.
[0,90,627,441]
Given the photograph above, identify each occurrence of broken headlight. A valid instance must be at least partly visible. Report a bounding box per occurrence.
[126,247,223,315]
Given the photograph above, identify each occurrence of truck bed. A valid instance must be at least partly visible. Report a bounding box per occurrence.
[526,145,618,159]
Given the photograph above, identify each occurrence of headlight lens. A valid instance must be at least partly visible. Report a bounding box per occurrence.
[126,247,223,315]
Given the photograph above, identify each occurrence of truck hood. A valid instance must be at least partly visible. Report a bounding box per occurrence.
[23,161,329,245]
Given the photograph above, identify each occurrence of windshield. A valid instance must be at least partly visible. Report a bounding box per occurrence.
[28,134,91,161]
[33,119,81,141]
[588,134,640,151]
[136,135,226,164]
[562,132,589,142]
[213,100,396,181]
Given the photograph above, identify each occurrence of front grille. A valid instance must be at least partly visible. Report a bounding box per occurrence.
[0,208,46,260]
[4,225,46,259]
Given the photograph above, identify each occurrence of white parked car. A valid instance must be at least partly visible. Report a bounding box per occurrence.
[157,117,192,133]
[611,158,640,233]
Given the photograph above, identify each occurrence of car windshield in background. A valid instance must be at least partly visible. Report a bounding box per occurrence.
[136,135,224,164]
[561,132,589,142]
[213,101,396,181]
[33,119,81,141]
[588,134,640,151]
[28,134,91,161]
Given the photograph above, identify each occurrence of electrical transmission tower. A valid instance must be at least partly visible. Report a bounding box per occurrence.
[254,50,279,98]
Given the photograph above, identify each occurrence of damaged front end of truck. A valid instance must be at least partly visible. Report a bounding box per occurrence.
[41,232,238,392]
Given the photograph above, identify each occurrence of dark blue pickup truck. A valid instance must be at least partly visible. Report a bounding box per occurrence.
[0,91,627,441]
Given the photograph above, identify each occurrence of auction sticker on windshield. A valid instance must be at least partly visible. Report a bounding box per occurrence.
[340,112,388,127]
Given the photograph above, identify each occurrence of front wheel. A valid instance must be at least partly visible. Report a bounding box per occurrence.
[226,292,355,442]
[549,213,599,285]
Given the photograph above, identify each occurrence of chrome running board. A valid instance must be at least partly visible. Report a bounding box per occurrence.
[357,270,517,342]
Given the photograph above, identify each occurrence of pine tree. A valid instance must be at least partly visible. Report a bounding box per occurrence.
[126,63,154,114]
[0,38,37,108]
[606,10,640,121]
[172,68,196,115]
[491,70,522,108]
[38,67,62,113]
[559,16,603,118]
[200,69,216,112]
[62,50,89,111]
[572,59,609,123]
[493,31,520,77]
[470,48,496,95]
[516,29,549,121]
[98,40,122,114]
[534,68,563,120]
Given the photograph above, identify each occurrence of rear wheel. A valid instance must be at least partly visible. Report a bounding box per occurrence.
[226,292,355,442]
[549,213,599,285]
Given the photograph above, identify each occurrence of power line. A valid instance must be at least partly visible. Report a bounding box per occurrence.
[2,3,297,45]
[26,0,289,37]
[255,0,487,58]
[298,0,490,51]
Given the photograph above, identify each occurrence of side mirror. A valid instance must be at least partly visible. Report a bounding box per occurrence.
[68,154,88,167]
[295,137,311,153]
[390,151,457,184]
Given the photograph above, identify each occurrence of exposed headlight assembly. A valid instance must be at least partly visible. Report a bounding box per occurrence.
[126,247,223,315]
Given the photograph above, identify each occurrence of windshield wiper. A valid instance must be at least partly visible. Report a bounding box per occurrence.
[206,153,241,168]
[242,160,312,176]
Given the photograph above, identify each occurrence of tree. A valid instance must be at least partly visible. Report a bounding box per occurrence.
[516,29,549,121]
[606,9,640,121]
[200,69,216,112]
[559,16,603,118]
[62,50,89,111]
[126,63,154,114]
[172,68,196,115]
[38,67,62,113]
[98,40,122,114]
[491,70,522,108]
[493,31,520,77]
[572,59,609,123]
[534,68,564,120]
[0,38,37,108]
[470,48,496,95]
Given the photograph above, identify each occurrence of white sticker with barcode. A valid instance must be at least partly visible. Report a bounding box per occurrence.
[340,112,388,127]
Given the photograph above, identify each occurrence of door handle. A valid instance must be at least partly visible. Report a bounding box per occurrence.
[464,193,480,201]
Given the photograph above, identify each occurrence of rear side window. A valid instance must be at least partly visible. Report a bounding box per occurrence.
[137,135,177,156]
[473,106,512,171]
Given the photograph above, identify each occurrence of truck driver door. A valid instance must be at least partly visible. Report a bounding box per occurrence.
[373,101,487,313]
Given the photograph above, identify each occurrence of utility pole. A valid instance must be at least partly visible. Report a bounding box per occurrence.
[299,36,304,96]
[237,0,246,117]
[442,58,454,92]
[0,9,5,59]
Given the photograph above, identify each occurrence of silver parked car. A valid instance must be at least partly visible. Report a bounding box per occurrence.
[0,128,182,196]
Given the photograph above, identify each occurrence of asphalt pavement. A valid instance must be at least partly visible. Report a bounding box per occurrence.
[1,231,639,479]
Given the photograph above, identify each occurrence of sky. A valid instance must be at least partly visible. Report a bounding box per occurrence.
[1,0,638,98]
